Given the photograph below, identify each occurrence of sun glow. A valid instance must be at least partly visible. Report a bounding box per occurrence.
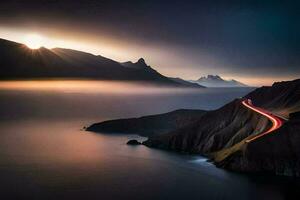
[24,34,44,49]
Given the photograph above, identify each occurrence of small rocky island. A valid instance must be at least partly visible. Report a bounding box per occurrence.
[126,140,142,145]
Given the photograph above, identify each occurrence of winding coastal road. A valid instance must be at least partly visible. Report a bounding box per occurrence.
[242,99,286,143]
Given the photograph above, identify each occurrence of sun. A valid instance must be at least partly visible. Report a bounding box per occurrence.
[24,34,44,49]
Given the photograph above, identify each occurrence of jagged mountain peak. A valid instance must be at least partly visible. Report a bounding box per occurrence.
[193,74,248,87]
[137,58,146,65]
[208,75,222,80]
[121,58,150,69]
[198,75,224,81]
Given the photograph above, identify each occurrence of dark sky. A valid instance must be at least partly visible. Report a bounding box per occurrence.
[0,0,299,85]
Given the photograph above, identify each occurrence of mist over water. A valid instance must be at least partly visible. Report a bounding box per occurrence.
[0,80,253,121]
[0,81,297,200]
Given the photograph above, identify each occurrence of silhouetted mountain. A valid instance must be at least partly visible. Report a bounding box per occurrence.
[191,75,248,87]
[0,38,201,87]
[86,109,207,136]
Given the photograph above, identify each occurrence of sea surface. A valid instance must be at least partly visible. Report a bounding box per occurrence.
[0,80,298,200]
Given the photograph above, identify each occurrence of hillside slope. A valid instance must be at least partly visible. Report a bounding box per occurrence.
[143,99,270,153]
[218,111,300,176]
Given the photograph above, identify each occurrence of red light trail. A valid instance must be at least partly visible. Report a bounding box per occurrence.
[242,99,285,143]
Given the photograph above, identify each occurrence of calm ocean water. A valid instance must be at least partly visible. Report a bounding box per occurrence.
[0,81,298,200]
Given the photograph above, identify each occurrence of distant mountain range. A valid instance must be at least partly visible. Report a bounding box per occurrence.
[191,75,248,87]
[0,38,203,87]
[87,78,300,177]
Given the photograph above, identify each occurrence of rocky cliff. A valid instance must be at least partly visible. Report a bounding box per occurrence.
[144,79,300,176]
